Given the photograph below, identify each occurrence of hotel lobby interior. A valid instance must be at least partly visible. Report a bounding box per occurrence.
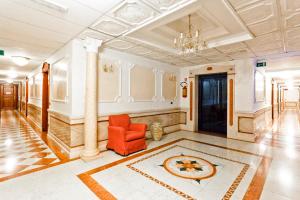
[0,0,300,199]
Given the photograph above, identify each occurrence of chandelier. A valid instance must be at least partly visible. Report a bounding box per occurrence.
[174,14,206,55]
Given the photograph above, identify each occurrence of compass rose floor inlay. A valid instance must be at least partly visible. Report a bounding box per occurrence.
[79,138,268,200]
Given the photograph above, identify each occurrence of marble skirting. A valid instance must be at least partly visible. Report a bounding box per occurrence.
[27,103,42,130]
[48,109,187,158]
[237,106,272,141]
[285,101,298,109]
[20,101,26,116]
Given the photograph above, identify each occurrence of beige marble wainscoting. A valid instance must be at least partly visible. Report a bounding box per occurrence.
[27,103,42,130]
[285,101,298,110]
[237,106,272,142]
[48,109,187,158]
[273,103,279,119]
[20,101,26,117]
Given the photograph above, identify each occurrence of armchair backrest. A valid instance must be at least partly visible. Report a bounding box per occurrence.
[109,114,130,130]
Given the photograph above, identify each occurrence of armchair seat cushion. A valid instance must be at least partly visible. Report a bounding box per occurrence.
[125,131,145,142]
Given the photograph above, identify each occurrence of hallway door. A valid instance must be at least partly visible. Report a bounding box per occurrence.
[198,73,227,134]
[42,62,50,131]
[0,84,18,110]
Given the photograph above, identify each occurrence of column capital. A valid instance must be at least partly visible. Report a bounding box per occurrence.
[84,37,103,53]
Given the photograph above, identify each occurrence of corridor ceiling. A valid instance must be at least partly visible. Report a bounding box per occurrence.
[0,0,300,78]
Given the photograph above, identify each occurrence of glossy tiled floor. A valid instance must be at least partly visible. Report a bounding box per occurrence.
[0,110,299,200]
[0,111,60,180]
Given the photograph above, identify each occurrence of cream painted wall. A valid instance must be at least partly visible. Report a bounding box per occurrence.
[285,88,299,101]
[27,39,181,119]
[96,48,181,116]
[28,66,43,108]
[46,40,73,116]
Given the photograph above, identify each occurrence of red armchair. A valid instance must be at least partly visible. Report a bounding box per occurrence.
[107,114,147,156]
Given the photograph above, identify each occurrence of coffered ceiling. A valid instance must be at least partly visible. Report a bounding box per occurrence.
[86,0,300,67]
[0,0,300,79]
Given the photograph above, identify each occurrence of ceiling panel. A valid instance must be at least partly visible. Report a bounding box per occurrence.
[228,0,261,10]
[0,17,68,48]
[74,0,122,13]
[237,0,277,25]
[10,0,103,26]
[0,38,54,60]
[105,39,136,50]
[79,29,114,42]
[246,32,282,52]
[91,15,129,37]
[125,46,153,56]
[108,0,158,26]
[248,18,279,36]
[216,42,248,53]
[144,0,186,12]
[0,0,85,37]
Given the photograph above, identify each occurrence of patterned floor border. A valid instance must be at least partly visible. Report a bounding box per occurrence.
[77,138,272,200]
[0,111,79,182]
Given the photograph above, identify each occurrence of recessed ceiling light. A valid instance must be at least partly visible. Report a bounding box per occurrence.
[31,0,69,13]
[8,71,18,79]
[6,79,13,84]
[11,56,30,66]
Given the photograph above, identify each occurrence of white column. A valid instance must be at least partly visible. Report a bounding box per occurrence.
[81,37,102,161]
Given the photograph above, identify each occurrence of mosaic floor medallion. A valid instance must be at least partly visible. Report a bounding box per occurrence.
[163,155,216,180]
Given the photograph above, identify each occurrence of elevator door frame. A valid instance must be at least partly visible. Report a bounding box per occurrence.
[197,73,228,135]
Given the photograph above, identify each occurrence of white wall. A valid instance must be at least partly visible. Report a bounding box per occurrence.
[46,40,73,116]
[285,88,299,101]
[96,48,180,116]
[28,39,181,118]
[28,66,43,108]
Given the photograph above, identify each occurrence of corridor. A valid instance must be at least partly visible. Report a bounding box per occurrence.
[0,111,60,181]
[0,109,298,199]
[259,110,300,152]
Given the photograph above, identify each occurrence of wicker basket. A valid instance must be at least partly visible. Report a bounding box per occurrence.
[150,122,163,141]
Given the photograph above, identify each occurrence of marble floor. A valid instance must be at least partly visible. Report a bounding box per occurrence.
[0,110,299,199]
[0,111,60,181]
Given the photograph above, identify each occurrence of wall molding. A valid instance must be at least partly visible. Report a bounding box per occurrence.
[98,59,122,103]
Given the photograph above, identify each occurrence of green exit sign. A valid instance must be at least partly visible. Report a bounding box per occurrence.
[256,61,266,67]
[0,49,4,56]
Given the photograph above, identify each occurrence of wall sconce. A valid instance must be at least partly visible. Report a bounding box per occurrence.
[169,74,176,81]
[103,64,113,73]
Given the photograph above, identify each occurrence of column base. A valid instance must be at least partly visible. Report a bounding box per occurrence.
[80,148,100,161]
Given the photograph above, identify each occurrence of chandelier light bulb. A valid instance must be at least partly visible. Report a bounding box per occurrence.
[174,15,206,56]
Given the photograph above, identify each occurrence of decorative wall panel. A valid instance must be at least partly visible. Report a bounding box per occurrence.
[22,81,26,100]
[162,72,177,101]
[98,58,121,102]
[130,66,155,101]
[34,73,42,99]
[51,58,68,102]
[255,70,265,102]
[29,77,35,98]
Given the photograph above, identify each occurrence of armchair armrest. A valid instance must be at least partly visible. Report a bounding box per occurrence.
[108,126,126,141]
[129,123,147,132]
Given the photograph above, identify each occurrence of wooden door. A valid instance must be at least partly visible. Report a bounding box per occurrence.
[42,62,50,131]
[26,78,28,116]
[0,84,18,110]
[271,83,274,119]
